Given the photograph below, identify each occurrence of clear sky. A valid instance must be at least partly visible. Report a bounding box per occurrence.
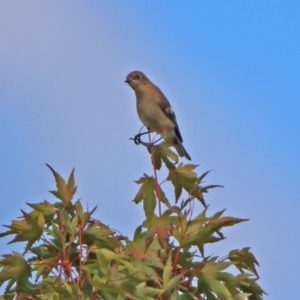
[0,1,299,298]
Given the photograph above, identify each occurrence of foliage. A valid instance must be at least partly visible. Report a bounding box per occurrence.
[0,139,266,299]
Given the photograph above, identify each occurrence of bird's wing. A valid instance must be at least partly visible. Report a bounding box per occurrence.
[159,95,183,142]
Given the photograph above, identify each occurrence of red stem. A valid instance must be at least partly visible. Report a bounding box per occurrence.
[148,133,162,216]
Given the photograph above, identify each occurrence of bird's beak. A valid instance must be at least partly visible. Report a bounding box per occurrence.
[124,79,130,83]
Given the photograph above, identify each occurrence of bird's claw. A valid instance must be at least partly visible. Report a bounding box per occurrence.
[130,134,142,145]
[134,134,142,145]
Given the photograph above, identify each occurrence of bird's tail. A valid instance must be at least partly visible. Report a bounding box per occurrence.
[174,138,191,161]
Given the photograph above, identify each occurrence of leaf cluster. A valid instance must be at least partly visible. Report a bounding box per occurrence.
[0,142,266,299]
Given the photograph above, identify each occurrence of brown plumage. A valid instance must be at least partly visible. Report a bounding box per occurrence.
[125,71,191,160]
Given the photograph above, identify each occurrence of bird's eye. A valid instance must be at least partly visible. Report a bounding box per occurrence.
[136,74,141,79]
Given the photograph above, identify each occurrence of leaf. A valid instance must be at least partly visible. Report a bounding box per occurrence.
[0,210,45,251]
[133,225,143,240]
[152,142,178,170]
[162,254,172,288]
[196,261,234,300]
[164,273,183,293]
[143,214,172,250]
[168,164,197,198]
[155,184,170,206]
[66,168,77,201]
[133,175,156,217]
[32,257,55,280]
[233,293,252,300]
[46,164,77,203]
[132,262,161,286]
[46,164,67,201]
[198,170,211,183]
[83,221,115,247]
[0,252,31,286]
[229,248,260,278]
[125,233,164,268]
[208,217,249,227]
[27,200,55,221]
[135,282,163,298]
[174,209,248,249]
[173,209,207,247]
[238,275,266,299]
[168,164,207,206]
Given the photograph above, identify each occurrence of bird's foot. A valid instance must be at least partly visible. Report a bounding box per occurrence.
[129,134,142,145]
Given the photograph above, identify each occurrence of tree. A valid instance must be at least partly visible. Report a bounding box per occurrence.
[0,137,266,299]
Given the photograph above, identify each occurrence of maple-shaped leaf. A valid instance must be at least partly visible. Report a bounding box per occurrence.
[75,202,97,226]
[0,210,45,252]
[133,174,156,217]
[46,164,77,204]
[167,164,207,206]
[27,200,55,223]
[168,164,197,198]
[132,262,162,287]
[195,260,234,300]
[125,236,148,262]
[229,248,260,278]
[143,214,172,250]
[32,257,56,280]
[83,221,116,248]
[0,252,31,288]
[30,245,57,260]
[237,274,267,299]
[152,142,178,170]
[173,207,206,242]
[125,232,164,269]
[123,233,146,264]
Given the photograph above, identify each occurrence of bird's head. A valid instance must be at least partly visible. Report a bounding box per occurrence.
[125,71,149,89]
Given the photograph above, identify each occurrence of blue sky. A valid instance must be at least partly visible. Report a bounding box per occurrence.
[0,1,299,298]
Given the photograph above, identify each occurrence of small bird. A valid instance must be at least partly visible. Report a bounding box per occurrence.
[125,71,191,160]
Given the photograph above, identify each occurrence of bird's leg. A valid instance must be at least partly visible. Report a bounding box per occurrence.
[130,127,164,149]
[130,126,151,145]
[152,137,163,144]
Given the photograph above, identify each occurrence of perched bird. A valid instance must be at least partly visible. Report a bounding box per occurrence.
[125,71,191,160]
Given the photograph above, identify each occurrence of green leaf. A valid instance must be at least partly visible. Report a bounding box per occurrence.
[0,252,31,286]
[133,225,143,240]
[135,282,162,298]
[66,168,77,201]
[229,248,259,277]
[132,262,161,285]
[133,175,156,217]
[163,253,172,288]
[196,261,234,300]
[233,293,252,300]
[155,184,170,206]
[32,257,55,280]
[46,165,76,203]
[46,164,68,201]
[238,274,266,299]
[167,164,207,206]
[27,200,55,221]
[152,142,178,170]
[168,164,197,200]
[0,210,45,251]
[164,273,183,293]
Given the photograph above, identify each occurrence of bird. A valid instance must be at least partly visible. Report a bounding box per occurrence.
[125,71,191,160]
